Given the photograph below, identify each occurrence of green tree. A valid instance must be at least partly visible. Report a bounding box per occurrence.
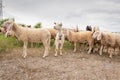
[18,23,26,27]
[34,22,42,28]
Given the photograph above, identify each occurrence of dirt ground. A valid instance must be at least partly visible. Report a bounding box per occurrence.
[0,48,120,80]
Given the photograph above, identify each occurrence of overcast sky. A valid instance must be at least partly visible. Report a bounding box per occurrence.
[3,0,120,32]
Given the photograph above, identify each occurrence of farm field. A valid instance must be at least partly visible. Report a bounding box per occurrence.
[0,48,120,80]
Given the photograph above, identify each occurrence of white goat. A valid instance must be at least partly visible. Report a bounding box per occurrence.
[92,31,120,58]
[54,22,65,56]
[67,30,94,54]
[2,20,51,58]
[92,26,100,33]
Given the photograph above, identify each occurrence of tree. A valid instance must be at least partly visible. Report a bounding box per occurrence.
[34,22,42,28]
[18,23,26,27]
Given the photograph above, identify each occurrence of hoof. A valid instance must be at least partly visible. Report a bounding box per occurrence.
[99,52,102,55]
[42,56,46,58]
[42,55,48,58]
[54,54,57,57]
[60,53,62,56]
[22,54,26,58]
[87,51,90,54]
[73,51,76,53]
[109,55,112,58]
[99,53,102,55]
[22,53,27,58]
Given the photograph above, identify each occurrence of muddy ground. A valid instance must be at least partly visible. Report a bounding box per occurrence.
[0,48,120,80]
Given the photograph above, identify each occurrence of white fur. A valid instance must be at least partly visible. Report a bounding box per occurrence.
[54,22,65,56]
[2,20,51,58]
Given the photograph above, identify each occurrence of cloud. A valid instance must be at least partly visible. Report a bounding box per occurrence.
[3,0,120,32]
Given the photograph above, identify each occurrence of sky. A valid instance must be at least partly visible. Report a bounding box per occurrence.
[2,0,120,32]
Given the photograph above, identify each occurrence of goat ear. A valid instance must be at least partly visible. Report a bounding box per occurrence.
[97,32,102,40]
[59,23,62,26]
[54,22,56,25]
[11,22,16,31]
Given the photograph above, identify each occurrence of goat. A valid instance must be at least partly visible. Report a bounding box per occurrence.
[67,30,94,54]
[92,31,120,58]
[54,22,65,56]
[2,20,51,58]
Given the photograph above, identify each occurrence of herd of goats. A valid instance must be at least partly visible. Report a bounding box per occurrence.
[0,20,120,58]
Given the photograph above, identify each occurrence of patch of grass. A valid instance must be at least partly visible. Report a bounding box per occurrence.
[50,39,74,50]
[50,39,55,46]
[0,34,23,52]
[0,34,75,53]
[63,40,74,50]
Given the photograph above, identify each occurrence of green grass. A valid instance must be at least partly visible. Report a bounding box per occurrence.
[50,39,74,50]
[0,34,74,53]
[63,40,74,50]
[0,34,24,52]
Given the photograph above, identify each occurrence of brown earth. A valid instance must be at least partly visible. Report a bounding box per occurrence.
[0,48,120,80]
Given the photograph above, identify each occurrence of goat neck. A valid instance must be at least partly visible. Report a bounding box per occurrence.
[12,23,22,38]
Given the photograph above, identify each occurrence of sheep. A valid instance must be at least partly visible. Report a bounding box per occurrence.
[2,20,51,58]
[62,26,79,40]
[84,25,92,50]
[91,26,101,52]
[67,30,94,54]
[111,33,120,55]
[47,24,79,42]
[92,31,120,58]
[47,28,58,39]
[54,22,65,56]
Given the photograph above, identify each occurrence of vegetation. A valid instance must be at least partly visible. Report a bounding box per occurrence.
[18,23,26,27]
[0,18,119,53]
[34,22,42,28]
[0,34,22,52]
[0,34,74,53]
